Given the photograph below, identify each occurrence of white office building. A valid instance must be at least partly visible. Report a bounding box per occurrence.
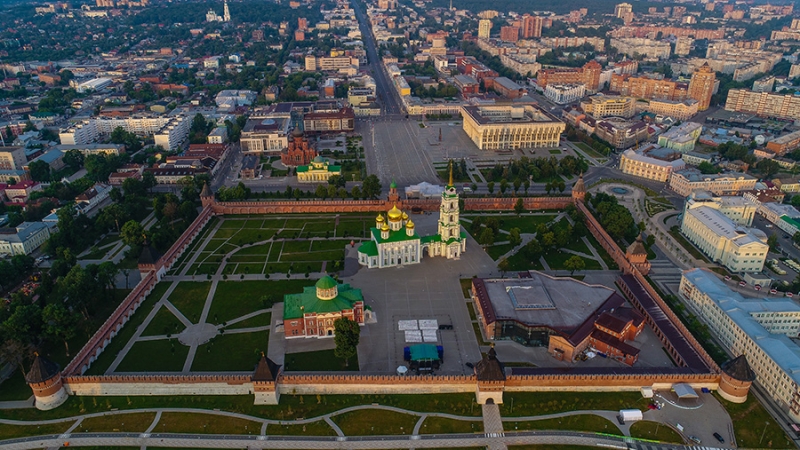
[680,268,800,421]
[544,83,586,104]
[684,192,757,226]
[0,222,52,256]
[680,205,768,273]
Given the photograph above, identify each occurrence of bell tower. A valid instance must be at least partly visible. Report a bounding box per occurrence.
[388,179,399,203]
[437,161,460,241]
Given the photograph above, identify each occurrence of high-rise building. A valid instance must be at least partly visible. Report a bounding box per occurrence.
[688,62,715,111]
[500,26,519,42]
[674,36,693,56]
[223,0,230,22]
[615,2,633,18]
[521,15,543,38]
[478,19,492,39]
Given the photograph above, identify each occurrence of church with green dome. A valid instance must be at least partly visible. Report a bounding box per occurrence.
[357,169,466,269]
[296,155,341,183]
[283,275,366,339]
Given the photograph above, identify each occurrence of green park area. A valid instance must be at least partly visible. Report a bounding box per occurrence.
[715,393,794,448]
[464,211,616,273]
[507,414,617,434]
[175,216,374,277]
[628,421,683,443]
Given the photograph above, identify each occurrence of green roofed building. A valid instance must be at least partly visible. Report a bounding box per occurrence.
[357,164,466,269]
[296,155,341,183]
[283,275,366,339]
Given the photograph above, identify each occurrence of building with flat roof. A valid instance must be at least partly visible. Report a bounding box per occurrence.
[657,122,703,153]
[669,169,757,197]
[57,144,125,156]
[303,107,355,133]
[461,105,565,150]
[594,119,650,149]
[725,89,800,121]
[544,84,586,105]
[0,146,27,171]
[240,117,290,154]
[680,268,800,419]
[472,273,645,366]
[685,192,757,226]
[680,205,767,272]
[766,130,800,155]
[491,77,527,98]
[580,95,636,119]
[620,146,685,182]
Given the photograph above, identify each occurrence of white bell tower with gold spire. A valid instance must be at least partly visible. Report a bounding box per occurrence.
[433,161,465,259]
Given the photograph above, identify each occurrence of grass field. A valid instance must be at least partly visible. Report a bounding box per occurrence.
[191,331,268,372]
[0,369,31,401]
[572,142,606,159]
[209,280,310,324]
[155,412,260,434]
[628,421,683,443]
[140,306,185,337]
[284,349,359,372]
[226,312,272,330]
[0,421,74,440]
[84,283,172,375]
[507,414,617,433]
[167,282,211,323]
[77,412,157,433]
[716,393,794,448]
[500,392,649,417]
[420,416,483,434]
[266,420,338,436]
[332,409,418,435]
[115,339,189,372]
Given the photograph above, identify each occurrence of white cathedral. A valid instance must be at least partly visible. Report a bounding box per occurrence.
[206,0,230,22]
[357,171,466,269]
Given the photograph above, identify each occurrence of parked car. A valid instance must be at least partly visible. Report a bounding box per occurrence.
[724,275,731,281]
[688,435,702,444]
[713,432,725,443]
[739,281,747,287]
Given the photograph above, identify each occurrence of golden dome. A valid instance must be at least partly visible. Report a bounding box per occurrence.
[380,223,390,232]
[405,220,415,228]
[402,212,409,220]
[376,214,385,222]
[387,204,403,221]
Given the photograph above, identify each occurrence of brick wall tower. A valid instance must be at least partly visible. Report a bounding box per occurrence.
[26,354,68,410]
[252,353,281,405]
[718,355,755,403]
[572,173,586,203]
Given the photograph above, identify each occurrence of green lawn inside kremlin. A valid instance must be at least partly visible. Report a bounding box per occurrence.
[507,414,617,434]
[184,215,375,277]
[628,420,683,444]
[332,409,419,435]
[284,348,359,371]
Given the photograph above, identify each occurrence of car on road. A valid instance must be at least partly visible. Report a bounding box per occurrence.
[688,436,702,444]
[785,235,791,239]
[771,288,778,295]
[739,281,747,287]
[724,275,731,281]
[713,432,724,443]
[766,224,773,228]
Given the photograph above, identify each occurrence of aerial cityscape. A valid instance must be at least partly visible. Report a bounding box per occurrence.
[2,0,800,449]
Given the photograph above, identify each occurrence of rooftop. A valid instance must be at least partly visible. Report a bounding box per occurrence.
[685,206,763,248]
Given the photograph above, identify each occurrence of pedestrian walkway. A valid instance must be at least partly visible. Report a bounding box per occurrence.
[482,403,506,450]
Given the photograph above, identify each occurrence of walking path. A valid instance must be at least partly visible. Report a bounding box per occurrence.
[482,404,506,450]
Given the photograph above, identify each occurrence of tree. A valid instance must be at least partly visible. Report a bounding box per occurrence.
[362,175,382,199]
[120,220,146,247]
[514,198,525,215]
[42,303,80,356]
[479,227,495,246]
[500,179,508,195]
[564,255,586,275]
[794,231,800,247]
[315,184,327,199]
[487,181,495,194]
[509,228,522,246]
[28,160,51,182]
[351,185,361,199]
[333,317,360,367]
[328,174,345,188]
[698,161,720,174]
[768,233,778,251]
[498,257,509,277]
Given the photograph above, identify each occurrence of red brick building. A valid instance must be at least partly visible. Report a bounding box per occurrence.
[281,129,317,166]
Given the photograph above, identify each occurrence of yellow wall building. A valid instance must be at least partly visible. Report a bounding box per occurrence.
[296,156,341,183]
[461,105,565,150]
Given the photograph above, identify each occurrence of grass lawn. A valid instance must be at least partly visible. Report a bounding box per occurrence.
[467,214,556,234]
[332,409,418,436]
[266,420,337,436]
[628,421,683,443]
[0,393,483,422]
[209,280,310,324]
[509,446,600,450]
[227,312,272,330]
[549,149,561,155]
[140,306,185,337]
[83,282,172,375]
[460,278,473,299]
[583,233,619,270]
[543,251,602,271]
[167,282,211,323]
[499,392,649,417]
[573,142,606,159]
[487,243,515,260]
[77,412,157,433]
[114,339,189,372]
[156,412,260,434]
[562,237,591,255]
[284,349,358,372]
[0,421,74,440]
[191,331,268,372]
[507,414,617,434]
[715,393,794,448]
[505,248,544,271]
[336,219,371,238]
[420,416,483,434]
[0,368,31,401]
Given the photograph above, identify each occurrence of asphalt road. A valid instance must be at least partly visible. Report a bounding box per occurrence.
[351,0,404,116]
[0,430,695,450]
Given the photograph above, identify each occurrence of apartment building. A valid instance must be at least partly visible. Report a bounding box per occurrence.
[536,60,602,91]
[725,89,800,121]
[679,269,800,421]
[478,19,491,39]
[639,99,699,120]
[304,55,359,71]
[669,169,757,197]
[461,105,565,150]
[594,119,650,149]
[610,38,671,59]
[580,96,636,118]
[544,84,586,105]
[60,115,190,150]
[0,146,27,171]
[499,54,540,76]
[685,193,757,226]
[153,116,191,151]
[0,222,52,256]
[680,205,768,272]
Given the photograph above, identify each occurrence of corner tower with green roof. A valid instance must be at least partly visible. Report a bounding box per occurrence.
[283,275,366,338]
